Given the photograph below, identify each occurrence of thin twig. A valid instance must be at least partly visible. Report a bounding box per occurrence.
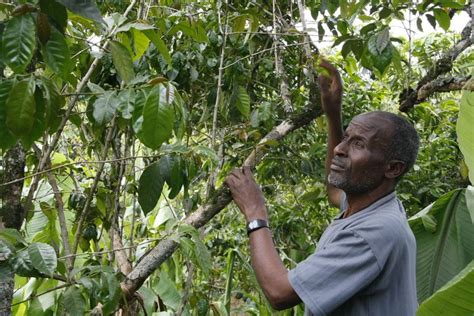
[70,118,117,269]
[0,155,160,187]
[11,283,71,307]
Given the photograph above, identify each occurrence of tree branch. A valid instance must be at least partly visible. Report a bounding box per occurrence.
[399,19,473,111]
[121,93,323,297]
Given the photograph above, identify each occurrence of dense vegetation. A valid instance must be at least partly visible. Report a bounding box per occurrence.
[0,0,473,315]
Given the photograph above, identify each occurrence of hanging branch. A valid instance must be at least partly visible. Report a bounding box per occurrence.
[399,16,473,112]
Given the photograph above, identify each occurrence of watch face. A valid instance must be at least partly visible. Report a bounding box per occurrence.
[249,221,259,230]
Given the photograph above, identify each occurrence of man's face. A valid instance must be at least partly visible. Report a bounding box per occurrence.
[328,113,393,194]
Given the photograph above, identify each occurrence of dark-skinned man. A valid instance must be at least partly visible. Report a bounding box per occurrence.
[225,60,419,315]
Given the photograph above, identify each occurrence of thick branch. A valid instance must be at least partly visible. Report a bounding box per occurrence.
[399,22,473,111]
[417,76,473,100]
[121,97,323,297]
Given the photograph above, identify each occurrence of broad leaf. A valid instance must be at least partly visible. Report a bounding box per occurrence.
[155,270,181,310]
[456,91,474,182]
[42,26,71,78]
[28,242,57,276]
[60,0,104,24]
[2,14,36,73]
[375,28,390,53]
[63,286,86,316]
[6,77,36,137]
[409,189,474,302]
[138,162,165,214]
[235,86,250,118]
[110,40,135,84]
[12,248,42,278]
[140,85,175,149]
[0,79,16,150]
[417,260,474,315]
[39,0,68,32]
[433,8,450,31]
[143,29,172,66]
[117,88,136,119]
[92,90,120,125]
[131,29,150,62]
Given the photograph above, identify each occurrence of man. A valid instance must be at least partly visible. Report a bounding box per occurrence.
[225,60,419,315]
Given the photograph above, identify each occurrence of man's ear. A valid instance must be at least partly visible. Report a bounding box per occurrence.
[385,160,406,179]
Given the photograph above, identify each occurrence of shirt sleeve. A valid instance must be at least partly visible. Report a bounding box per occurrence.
[288,229,381,315]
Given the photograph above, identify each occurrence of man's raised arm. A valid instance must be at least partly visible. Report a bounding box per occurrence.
[319,60,344,208]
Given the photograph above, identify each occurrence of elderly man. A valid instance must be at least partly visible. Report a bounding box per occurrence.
[225,60,419,315]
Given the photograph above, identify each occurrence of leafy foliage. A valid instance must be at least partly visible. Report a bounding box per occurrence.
[0,0,471,314]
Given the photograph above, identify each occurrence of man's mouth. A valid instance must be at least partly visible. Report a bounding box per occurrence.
[330,159,345,171]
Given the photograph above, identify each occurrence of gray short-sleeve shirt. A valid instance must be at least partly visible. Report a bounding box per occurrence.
[288,192,417,315]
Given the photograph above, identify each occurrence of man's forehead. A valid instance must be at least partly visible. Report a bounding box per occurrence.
[347,113,394,138]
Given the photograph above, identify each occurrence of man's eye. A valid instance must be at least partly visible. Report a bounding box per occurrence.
[353,140,364,147]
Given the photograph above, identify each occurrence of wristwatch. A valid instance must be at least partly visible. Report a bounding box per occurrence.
[246,219,269,235]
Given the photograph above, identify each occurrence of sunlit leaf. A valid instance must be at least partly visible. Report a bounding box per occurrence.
[457,91,474,183]
[131,29,150,62]
[2,14,36,73]
[433,8,451,31]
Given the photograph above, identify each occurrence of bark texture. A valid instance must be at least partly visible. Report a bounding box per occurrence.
[0,143,26,316]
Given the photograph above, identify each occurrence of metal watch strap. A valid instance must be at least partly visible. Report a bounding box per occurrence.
[246,219,269,235]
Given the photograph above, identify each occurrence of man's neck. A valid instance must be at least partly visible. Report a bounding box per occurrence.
[343,184,395,218]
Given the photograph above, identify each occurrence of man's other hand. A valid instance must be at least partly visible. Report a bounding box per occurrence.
[319,59,343,118]
[225,166,268,222]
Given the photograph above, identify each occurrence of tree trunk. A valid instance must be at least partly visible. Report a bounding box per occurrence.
[0,143,26,315]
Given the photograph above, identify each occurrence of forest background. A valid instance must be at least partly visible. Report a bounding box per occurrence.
[0,0,473,315]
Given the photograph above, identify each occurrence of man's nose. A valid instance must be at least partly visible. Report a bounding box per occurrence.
[334,141,347,156]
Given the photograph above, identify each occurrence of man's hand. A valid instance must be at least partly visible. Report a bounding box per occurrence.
[319,59,343,118]
[225,166,268,222]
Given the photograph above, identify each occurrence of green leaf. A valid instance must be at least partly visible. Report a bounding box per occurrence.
[138,162,165,214]
[59,0,104,24]
[28,242,57,276]
[224,250,235,313]
[417,260,474,315]
[143,29,172,66]
[39,77,65,130]
[6,77,36,137]
[42,26,71,78]
[0,79,16,150]
[110,40,135,84]
[409,189,474,302]
[375,28,390,53]
[12,248,42,278]
[156,269,181,310]
[0,228,26,246]
[233,86,250,118]
[117,88,136,119]
[63,286,86,316]
[366,36,393,74]
[2,14,36,73]
[433,8,451,31]
[140,85,175,149]
[456,91,474,183]
[39,0,68,32]
[92,90,120,125]
[131,29,150,62]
